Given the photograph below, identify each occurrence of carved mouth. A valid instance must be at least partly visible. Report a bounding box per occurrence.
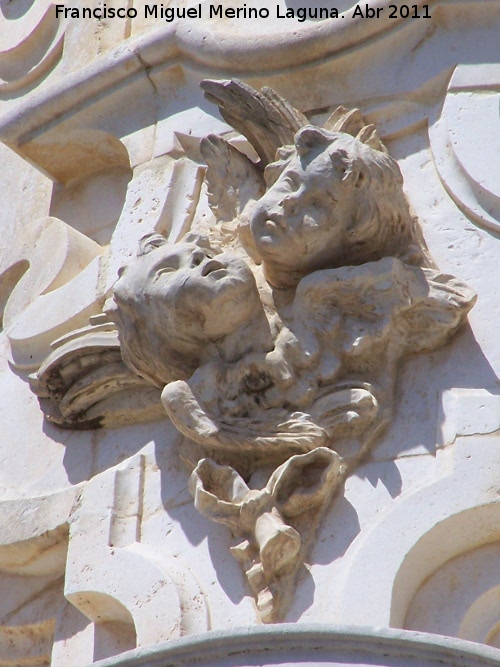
[265,218,286,231]
[257,220,286,247]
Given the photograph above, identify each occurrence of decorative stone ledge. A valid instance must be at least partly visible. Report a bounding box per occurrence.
[92,624,500,667]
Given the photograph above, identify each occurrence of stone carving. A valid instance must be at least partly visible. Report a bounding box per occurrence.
[190,448,342,621]
[429,64,500,235]
[96,79,476,621]
[0,2,66,93]
[30,318,164,429]
[22,78,475,622]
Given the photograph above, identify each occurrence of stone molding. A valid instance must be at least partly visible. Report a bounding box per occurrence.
[0,1,496,170]
[91,624,500,667]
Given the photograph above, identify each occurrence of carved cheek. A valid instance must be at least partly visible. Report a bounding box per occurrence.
[250,202,270,233]
[301,214,321,230]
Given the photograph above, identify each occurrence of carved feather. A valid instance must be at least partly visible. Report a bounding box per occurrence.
[200,134,265,223]
[201,79,308,166]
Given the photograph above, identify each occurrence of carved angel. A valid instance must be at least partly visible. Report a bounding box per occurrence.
[32,78,477,623]
[107,234,379,472]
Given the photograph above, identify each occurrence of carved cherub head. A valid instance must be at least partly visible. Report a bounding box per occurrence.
[246,126,422,289]
[108,235,264,387]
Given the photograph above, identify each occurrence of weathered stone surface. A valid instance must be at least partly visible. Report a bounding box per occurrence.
[105,87,474,620]
[0,2,499,664]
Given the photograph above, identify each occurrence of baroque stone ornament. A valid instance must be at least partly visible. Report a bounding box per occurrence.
[88,79,475,622]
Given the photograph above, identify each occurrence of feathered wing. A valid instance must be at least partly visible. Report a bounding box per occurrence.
[201,79,308,167]
[293,257,476,360]
[285,258,476,446]
[200,80,391,228]
[199,78,310,241]
[200,134,265,224]
[399,267,477,353]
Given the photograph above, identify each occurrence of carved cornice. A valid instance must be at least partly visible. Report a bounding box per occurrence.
[0,1,494,147]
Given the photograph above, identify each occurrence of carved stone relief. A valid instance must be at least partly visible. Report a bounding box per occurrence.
[1,1,499,661]
[0,1,66,94]
[39,79,472,622]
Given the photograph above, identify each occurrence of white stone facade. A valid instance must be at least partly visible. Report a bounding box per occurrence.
[0,2,499,665]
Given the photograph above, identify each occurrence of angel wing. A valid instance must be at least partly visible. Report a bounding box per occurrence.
[31,320,163,429]
[200,79,389,227]
[201,79,308,167]
[200,134,265,223]
[199,78,309,227]
[293,257,476,359]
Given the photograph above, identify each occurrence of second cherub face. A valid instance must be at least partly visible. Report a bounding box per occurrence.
[115,240,262,343]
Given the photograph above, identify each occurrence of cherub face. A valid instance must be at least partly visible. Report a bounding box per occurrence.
[248,130,363,287]
[116,241,260,342]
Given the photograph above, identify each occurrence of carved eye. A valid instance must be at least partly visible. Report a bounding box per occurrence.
[154,256,181,277]
[139,233,167,255]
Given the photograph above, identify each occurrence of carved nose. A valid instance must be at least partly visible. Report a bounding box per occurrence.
[201,258,225,276]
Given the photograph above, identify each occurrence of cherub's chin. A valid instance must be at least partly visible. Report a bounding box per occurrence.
[255,230,282,248]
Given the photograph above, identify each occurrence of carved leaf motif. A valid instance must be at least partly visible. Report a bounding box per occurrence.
[200,134,265,223]
[201,79,308,166]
